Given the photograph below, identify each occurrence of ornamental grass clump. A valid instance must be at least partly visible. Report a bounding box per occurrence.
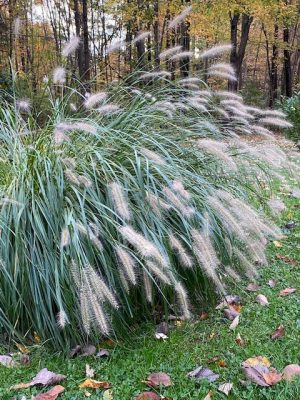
[0,35,297,350]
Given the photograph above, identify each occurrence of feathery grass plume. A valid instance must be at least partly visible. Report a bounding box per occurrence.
[174,281,191,319]
[143,271,153,303]
[197,139,237,171]
[169,51,194,62]
[168,5,193,29]
[259,117,292,128]
[226,106,254,120]
[245,106,263,114]
[162,186,194,217]
[60,228,70,248]
[208,70,237,81]
[108,182,131,221]
[74,222,103,250]
[62,36,81,57]
[199,44,232,59]
[78,174,93,188]
[225,266,241,282]
[53,66,66,84]
[80,288,91,335]
[73,121,97,135]
[146,192,170,218]
[247,240,267,265]
[191,228,224,292]
[57,310,69,329]
[119,271,130,293]
[209,63,235,75]
[268,198,286,216]
[188,96,209,104]
[84,92,107,109]
[119,225,167,267]
[85,264,119,309]
[262,109,287,118]
[234,247,258,279]
[146,260,172,285]
[187,99,208,112]
[169,233,193,268]
[220,99,245,109]
[70,260,81,289]
[139,71,171,80]
[215,107,230,119]
[291,188,300,199]
[216,91,243,101]
[115,246,137,285]
[252,125,275,140]
[180,83,199,90]
[65,169,81,186]
[16,99,31,113]
[159,45,182,60]
[178,77,201,85]
[132,31,151,44]
[140,148,166,165]
[89,222,100,237]
[97,104,120,115]
[230,116,249,126]
[70,103,77,111]
[89,292,110,335]
[172,180,191,200]
[196,90,212,97]
[106,39,124,55]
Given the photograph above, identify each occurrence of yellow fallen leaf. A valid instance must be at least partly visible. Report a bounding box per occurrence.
[273,241,282,248]
[15,343,29,354]
[79,379,111,389]
[85,391,92,397]
[175,320,183,327]
[287,213,293,219]
[33,331,41,344]
[243,356,271,367]
[103,389,113,400]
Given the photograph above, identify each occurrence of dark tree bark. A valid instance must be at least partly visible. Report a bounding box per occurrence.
[81,0,90,87]
[228,12,253,91]
[73,0,85,82]
[153,0,160,68]
[283,25,293,97]
[263,24,278,108]
[179,0,191,77]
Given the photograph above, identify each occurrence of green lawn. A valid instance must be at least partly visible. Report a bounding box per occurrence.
[0,183,299,399]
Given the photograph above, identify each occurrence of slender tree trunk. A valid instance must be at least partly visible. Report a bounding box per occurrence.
[283,25,292,97]
[81,0,90,88]
[269,24,278,107]
[179,0,191,77]
[153,0,160,68]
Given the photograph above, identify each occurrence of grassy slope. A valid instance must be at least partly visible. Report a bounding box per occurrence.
[0,183,299,400]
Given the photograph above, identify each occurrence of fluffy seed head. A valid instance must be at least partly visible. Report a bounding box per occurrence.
[199,44,232,59]
[168,5,193,29]
[108,182,131,221]
[62,36,81,57]
[84,92,107,109]
[132,31,152,44]
[53,66,66,84]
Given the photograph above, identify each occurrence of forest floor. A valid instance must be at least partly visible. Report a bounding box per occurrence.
[0,155,299,400]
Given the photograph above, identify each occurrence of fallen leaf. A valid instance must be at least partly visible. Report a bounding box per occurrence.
[216,295,241,310]
[187,366,219,382]
[207,356,219,364]
[268,279,276,288]
[135,392,161,400]
[256,294,269,306]
[285,221,297,229]
[199,312,209,320]
[203,391,213,400]
[235,333,245,347]
[79,379,111,389]
[11,368,66,389]
[97,349,110,358]
[155,333,168,340]
[262,369,282,385]
[103,389,113,400]
[282,364,300,381]
[156,322,169,336]
[243,356,271,367]
[85,392,92,397]
[145,372,172,388]
[218,382,233,396]
[0,355,14,367]
[224,308,239,321]
[33,385,65,400]
[85,364,95,378]
[276,254,297,266]
[20,354,30,365]
[218,360,227,368]
[229,315,239,330]
[15,343,29,354]
[271,325,285,340]
[175,320,183,327]
[33,332,41,344]
[247,283,260,292]
[70,345,82,358]
[242,364,270,387]
[80,345,96,357]
[280,288,296,296]
[273,241,282,248]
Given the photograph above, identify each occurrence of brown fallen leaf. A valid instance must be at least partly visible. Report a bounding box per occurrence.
[199,312,209,321]
[15,343,30,354]
[247,283,260,292]
[256,294,269,306]
[224,308,239,321]
[218,360,227,368]
[282,364,300,381]
[280,288,296,296]
[218,382,233,396]
[262,369,282,385]
[145,372,173,388]
[268,279,276,288]
[275,254,297,266]
[79,379,111,389]
[11,368,66,389]
[242,364,270,387]
[187,366,219,382]
[271,325,285,340]
[203,391,213,400]
[135,392,161,400]
[235,333,245,347]
[229,315,239,330]
[33,385,65,400]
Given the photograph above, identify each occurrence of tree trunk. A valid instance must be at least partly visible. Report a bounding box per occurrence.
[81,0,90,88]
[179,1,191,77]
[269,24,278,107]
[283,26,293,97]
[153,0,160,68]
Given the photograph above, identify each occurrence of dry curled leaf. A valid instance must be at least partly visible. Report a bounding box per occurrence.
[273,241,282,248]
[262,369,282,385]
[97,349,110,358]
[256,294,269,306]
[280,288,296,296]
[282,364,300,381]
[11,368,66,389]
[85,364,95,378]
[33,385,65,400]
[236,333,245,347]
[0,355,14,367]
[79,379,111,389]
[224,308,239,321]
[247,283,260,292]
[145,372,173,388]
[268,279,276,288]
[242,365,271,387]
[218,382,233,396]
[271,325,285,340]
[276,254,297,266]
[135,392,161,400]
[156,322,169,336]
[199,312,209,320]
[229,315,239,330]
[187,366,219,382]
[243,356,271,367]
[203,391,213,400]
